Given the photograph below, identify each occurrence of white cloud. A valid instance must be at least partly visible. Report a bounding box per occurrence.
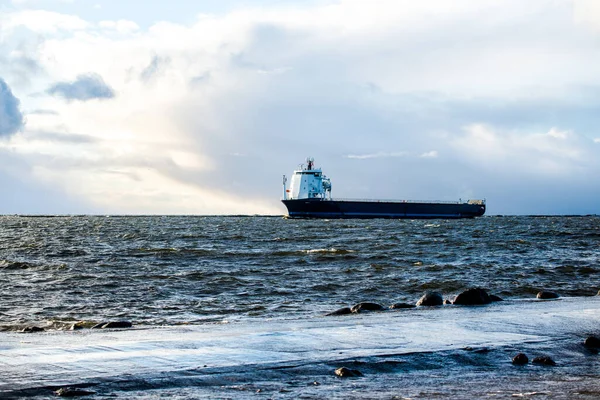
[420,151,438,158]
[346,152,407,160]
[452,124,596,177]
[0,10,88,34]
[99,20,140,34]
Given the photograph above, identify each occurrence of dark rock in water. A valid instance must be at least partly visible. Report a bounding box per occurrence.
[389,302,415,309]
[91,321,133,329]
[490,294,503,302]
[351,302,385,313]
[584,336,600,349]
[532,356,556,366]
[21,326,44,333]
[416,292,443,307]
[512,353,529,365]
[325,307,352,316]
[102,321,132,329]
[70,322,86,330]
[444,299,453,305]
[453,288,492,306]
[536,291,559,299]
[54,387,96,397]
[335,367,363,377]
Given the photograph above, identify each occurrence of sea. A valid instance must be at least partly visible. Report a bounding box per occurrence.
[2,215,600,398]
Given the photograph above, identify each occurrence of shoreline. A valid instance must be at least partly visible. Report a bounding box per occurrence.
[2,297,600,398]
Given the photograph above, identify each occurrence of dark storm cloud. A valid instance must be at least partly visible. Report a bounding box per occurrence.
[0,78,25,137]
[46,73,115,101]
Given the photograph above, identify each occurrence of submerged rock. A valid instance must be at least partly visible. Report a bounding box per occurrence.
[532,356,556,366]
[490,294,503,302]
[54,387,95,397]
[536,291,560,299]
[21,326,44,333]
[512,353,529,365]
[453,288,492,306]
[416,292,443,307]
[389,302,415,309]
[351,302,385,313]
[325,307,352,316]
[584,336,600,349]
[335,367,363,377]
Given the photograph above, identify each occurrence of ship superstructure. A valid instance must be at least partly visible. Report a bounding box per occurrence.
[283,157,331,201]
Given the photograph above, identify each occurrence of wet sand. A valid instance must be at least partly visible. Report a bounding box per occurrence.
[2,297,600,399]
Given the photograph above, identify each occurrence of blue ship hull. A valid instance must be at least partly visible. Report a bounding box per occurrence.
[282,199,486,219]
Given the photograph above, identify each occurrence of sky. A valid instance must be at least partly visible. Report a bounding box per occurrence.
[1,0,600,215]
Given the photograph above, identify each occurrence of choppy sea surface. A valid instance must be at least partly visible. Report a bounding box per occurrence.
[1,215,599,331]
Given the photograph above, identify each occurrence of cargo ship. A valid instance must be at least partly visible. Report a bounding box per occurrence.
[282,158,485,219]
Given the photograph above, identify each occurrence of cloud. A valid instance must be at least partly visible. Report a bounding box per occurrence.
[99,20,139,34]
[1,0,600,214]
[27,109,59,115]
[451,124,594,176]
[140,55,171,82]
[0,78,24,137]
[420,151,438,158]
[46,73,115,101]
[346,152,407,159]
[0,9,88,34]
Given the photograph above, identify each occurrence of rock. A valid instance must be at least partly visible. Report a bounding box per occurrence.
[584,336,600,349]
[335,367,363,377]
[444,299,453,305]
[536,291,559,299]
[54,387,96,397]
[21,326,44,333]
[597,289,600,296]
[101,321,132,329]
[70,322,86,330]
[91,321,132,329]
[389,302,416,309]
[512,353,529,365]
[490,294,503,302]
[532,356,556,366]
[351,302,385,313]
[416,292,444,307]
[325,307,352,316]
[453,288,492,306]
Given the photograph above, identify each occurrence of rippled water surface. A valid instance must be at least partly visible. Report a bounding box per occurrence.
[1,215,599,330]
